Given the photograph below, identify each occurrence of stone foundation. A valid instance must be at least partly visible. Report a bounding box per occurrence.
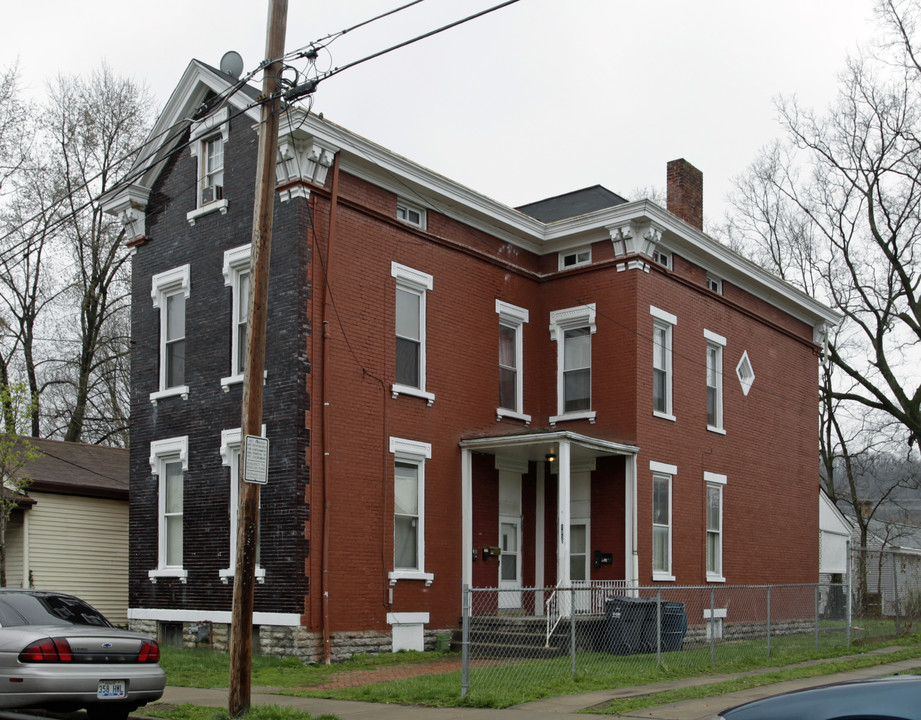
[130,619,454,663]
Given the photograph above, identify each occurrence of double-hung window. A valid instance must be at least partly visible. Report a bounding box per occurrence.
[202,136,224,202]
[221,245,251,391]
[705,329,726,432]
[187,107,229,223]
[650,461,676,581]
[151,265,190,403]
[496,300,530,422]
[651,306,677,420]
[705,472,726,581]
[148,436,188,583]
[391,262,434,405]
[549,304,597,424]
[389,437,433,585]
[219,428,265,583]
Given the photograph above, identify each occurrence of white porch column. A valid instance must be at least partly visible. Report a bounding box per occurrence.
[462,447,473,588]
[625,452,638,589]
[535,460,545,612]
[557,439,572,588]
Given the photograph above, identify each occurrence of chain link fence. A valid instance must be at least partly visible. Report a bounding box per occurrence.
[459,574,898,700]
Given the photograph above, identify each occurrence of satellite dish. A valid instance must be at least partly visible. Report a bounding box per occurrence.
[220,51,244,80]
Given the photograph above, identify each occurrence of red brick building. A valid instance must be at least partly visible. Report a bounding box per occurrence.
[105,60,840,659]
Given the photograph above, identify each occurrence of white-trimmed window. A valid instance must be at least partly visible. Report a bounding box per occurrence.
[389,437,433,585]
[219,428,265,583]
[397,200,425,229]
[559,247,591,270]
[221,245,251,391]
[652,249,671,269]
[705,329,726,432]
[148,436,188,583]
[651,306,676,420]
[391,262,434,405]
[187,108,229,223]
[151,265,190,403]
[706,274,722,294]
[496,300,530,422]
[650,461,676,581]
[706,472,727,582]
[549,304,597,424]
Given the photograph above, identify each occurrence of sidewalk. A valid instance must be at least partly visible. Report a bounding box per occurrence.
[149,647,921,720]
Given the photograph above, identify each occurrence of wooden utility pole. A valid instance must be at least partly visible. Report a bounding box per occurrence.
[228,1,287,716]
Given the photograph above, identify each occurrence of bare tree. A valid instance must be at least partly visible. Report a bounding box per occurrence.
[0,64,29,197]
[726,0,921,453]
[34,65,151,444]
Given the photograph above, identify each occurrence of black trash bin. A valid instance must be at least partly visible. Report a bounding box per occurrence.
[660,601,687,651]
[605,596,656,654]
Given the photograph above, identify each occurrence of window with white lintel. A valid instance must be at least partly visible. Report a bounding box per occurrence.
[148,436,189,583]
[389,437,433,586]
[150,265,190,404]
[496,300,530,423]
[549,304,597,424]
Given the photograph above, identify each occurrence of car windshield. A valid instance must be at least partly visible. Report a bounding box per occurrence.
[0,593,112,628]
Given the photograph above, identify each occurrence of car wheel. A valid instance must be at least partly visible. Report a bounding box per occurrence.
[85,704,132,720]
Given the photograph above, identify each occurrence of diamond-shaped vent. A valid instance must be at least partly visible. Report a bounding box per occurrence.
[736,351,755,396]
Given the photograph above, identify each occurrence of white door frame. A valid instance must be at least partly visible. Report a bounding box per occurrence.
[498,514,522,608]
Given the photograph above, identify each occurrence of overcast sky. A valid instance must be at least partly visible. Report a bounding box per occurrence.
[2,0,879,220]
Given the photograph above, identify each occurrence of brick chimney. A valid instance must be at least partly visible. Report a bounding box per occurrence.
[666,158,703,230]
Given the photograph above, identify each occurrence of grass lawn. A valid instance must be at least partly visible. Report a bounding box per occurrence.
[149,634,921,711]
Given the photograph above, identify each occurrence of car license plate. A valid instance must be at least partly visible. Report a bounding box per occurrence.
[97,680,126,699]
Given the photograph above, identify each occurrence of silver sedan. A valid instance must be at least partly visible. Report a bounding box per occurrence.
[0,590,165,720]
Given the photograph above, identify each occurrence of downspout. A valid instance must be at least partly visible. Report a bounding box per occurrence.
[321,153,341,665]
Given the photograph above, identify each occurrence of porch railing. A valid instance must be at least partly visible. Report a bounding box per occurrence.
[545,580,634,647]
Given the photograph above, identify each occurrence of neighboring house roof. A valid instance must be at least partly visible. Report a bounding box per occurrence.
[844,511,921,554]
[11,437,128,501]
[820,489,854,538]
[516,185,628,223]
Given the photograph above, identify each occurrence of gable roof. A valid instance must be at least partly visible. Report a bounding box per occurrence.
[11,437,128,501]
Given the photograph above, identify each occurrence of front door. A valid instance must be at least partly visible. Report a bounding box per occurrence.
[499,515,522,608]
[571,521,591,611]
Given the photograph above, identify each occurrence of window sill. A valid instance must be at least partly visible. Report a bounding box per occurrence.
[496,408,531,425]
[148,568,188,584]
[221,370,266,393]
[220,567,266,584]
[150,386,189,405]
[388,570,434,587]
[391,384,435,406]
[707,425,726,435]
[653,411,676,422]
[652,573,675,582]
[187,198,228,225]
[707,575,726,583]
[549,410,596,426]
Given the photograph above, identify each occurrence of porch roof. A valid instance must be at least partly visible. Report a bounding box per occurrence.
[459,430,638,465]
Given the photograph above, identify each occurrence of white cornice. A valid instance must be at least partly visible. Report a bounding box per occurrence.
[105,61,841,332]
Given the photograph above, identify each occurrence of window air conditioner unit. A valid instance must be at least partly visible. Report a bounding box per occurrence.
[201,185,223,205]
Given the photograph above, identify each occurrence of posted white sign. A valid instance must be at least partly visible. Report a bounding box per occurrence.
[244,435,269,485]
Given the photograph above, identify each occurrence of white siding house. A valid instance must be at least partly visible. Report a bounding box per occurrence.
[4,439,129,626]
